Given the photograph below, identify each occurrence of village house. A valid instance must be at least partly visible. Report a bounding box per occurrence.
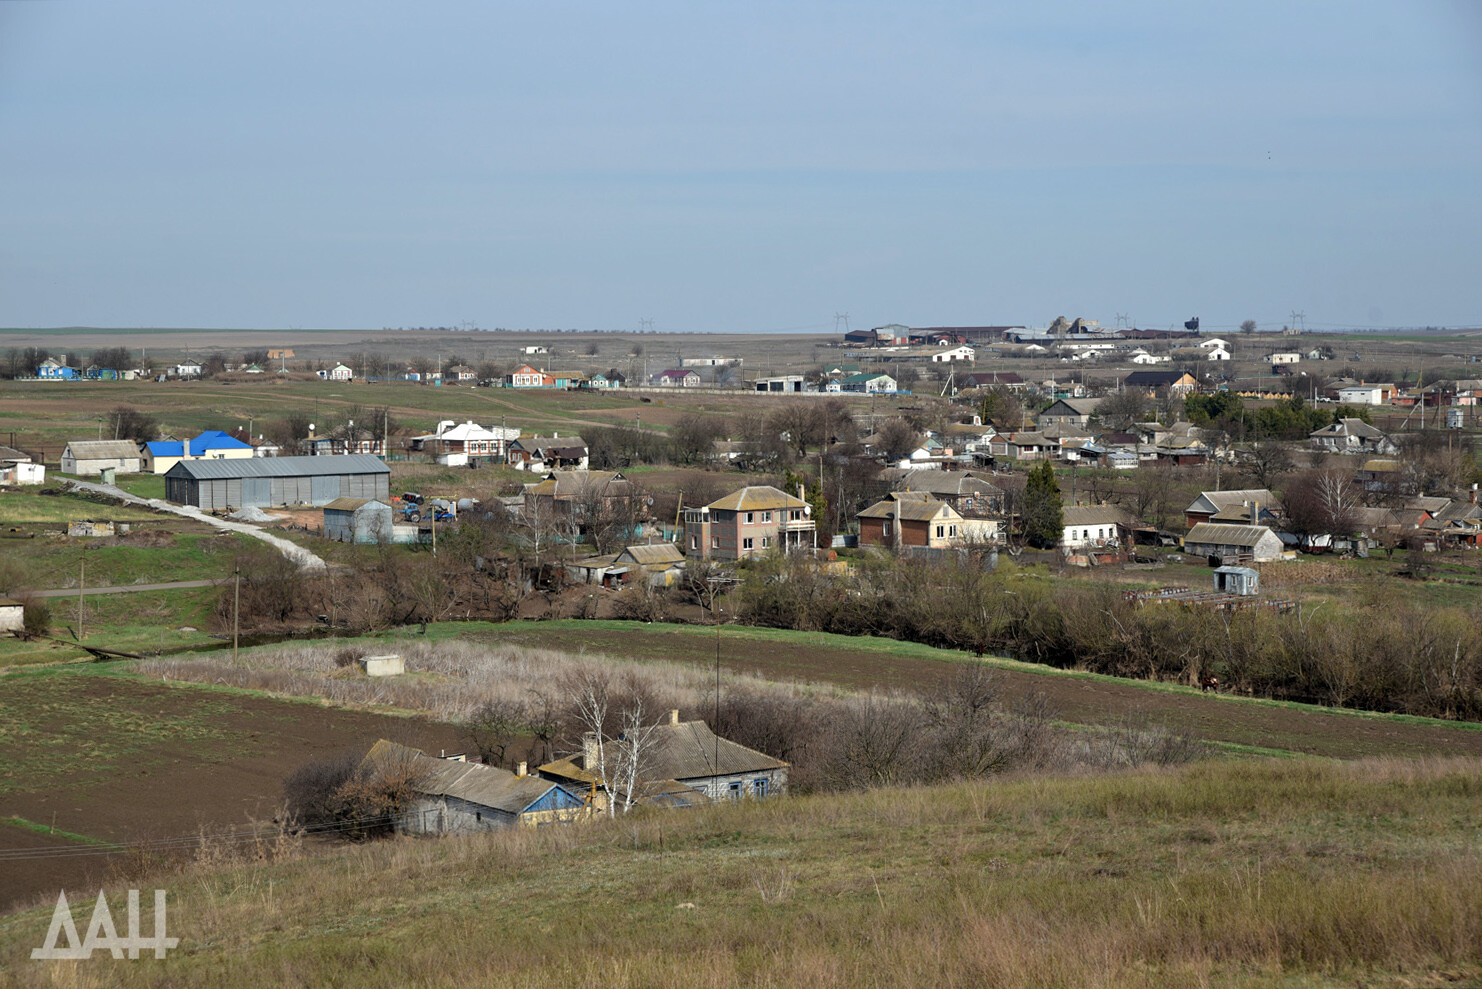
[316,363,353,381]
[509,364,551,388]
[523,470,637,521]
[1183,523,1286,563]
[1059,505,1130,550]
[60,440,143,476]
[446,364,477,382]
[988,431,1057,461]
[959,370,1027,390]
[878,468,1005,516]
[409,420,519,465]
[140,430,255,474]
[37,357,78,379]
[539,710,788,809]
[1205,346,1232,361]
[507,435,589,472]
[682,485,815,560]
[650,369,701,387]
[566,543,687,589]
[1129,352,1170,364]
[367,741,588,835]
[1122,369,1199,397]
[1308,418,1397,455]
[857,497,967,550]
[1183,489,1281,529]
[1197,338,1232,351]
[839,372,897,394]
[174,359,203,378]
[1037,398,1103,431]
[931,345,976,363]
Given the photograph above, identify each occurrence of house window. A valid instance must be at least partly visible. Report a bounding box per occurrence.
[753,779,768,798]
[744,512,755,524]
[1083,530,1090,540]
[762,536,771,548]
[690,536,698,550]
[728,781,743,800]
[790,510,802,520]
[935,525,944,538]
[761,511,772,523]
[949,525,956,537]
[711,536,719,549]
[883,521,892,536]
[743,537,754,550]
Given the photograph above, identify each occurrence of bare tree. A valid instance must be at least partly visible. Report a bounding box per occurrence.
[876,417,922,461]
[1240,440,1295,489]
[463,698,529,768]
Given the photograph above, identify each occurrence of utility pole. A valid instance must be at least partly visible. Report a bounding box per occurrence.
[233,566,240,661]
[77,547,85,640]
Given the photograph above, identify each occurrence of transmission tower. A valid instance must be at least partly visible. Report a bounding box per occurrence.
[1115,312,1128,330]
[834,312,850,334]
[1289,310,1307,333]
[639,318,655,333]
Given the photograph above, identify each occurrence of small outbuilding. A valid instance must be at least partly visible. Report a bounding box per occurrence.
[1212,565,1260,596]
[1184,523,1285,564]
[322,498,394,544]
[0,597,23,635]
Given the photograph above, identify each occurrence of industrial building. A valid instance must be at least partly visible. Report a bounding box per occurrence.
[164,454,390,511]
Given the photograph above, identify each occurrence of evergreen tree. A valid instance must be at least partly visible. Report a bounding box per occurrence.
[1022,461,1064,548]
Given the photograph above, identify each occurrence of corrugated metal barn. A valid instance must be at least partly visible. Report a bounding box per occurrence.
[165,455,390,510]
[322,498,394,544]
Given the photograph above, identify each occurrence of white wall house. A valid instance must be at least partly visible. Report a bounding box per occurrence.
[931,346,975,363]
[317,363,353,381]
[1206,346,1231,361]
[1337,385,1385,405]
[1270,353,1301,365]
[1197,338,1231,350]
[1130,352,1169,364]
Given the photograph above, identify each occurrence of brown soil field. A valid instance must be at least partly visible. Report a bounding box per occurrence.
[472,622,1482,761]
[0,672,466,913]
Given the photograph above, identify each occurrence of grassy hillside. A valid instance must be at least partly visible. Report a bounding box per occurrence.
[1,757,1478,987]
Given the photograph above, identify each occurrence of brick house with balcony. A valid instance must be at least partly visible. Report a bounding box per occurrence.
[683,486,815,560]
[856,497,967,550]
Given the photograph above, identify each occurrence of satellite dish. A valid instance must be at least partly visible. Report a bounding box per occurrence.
[803,505,812,516]
[646,496,655,506]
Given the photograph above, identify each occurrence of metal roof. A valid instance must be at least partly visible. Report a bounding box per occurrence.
[617,543,685,566]
[366,740,572,815]
[64,440,142,460]
[857,498,958,523]
[1184,523,1277,547]
[1061,506,1128,527]
[704,485,807,512]
[321,497,390,512]
[164,454,389,480]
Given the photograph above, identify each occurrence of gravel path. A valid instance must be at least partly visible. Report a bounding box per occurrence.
[61,479,327,572]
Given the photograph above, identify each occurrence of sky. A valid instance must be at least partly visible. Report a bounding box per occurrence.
[1,1,1480,334]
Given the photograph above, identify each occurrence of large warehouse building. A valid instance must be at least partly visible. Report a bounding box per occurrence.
[164,455,390,511]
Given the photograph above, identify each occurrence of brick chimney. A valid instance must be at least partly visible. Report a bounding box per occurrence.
[669,708,680,726]
[582,732,599,767]
[516,761,527,777]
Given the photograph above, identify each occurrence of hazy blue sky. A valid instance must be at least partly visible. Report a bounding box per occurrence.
[2,2,1479,333]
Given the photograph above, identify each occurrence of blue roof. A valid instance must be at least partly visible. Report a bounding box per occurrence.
[189,431,252,455]
[145,441,185,456]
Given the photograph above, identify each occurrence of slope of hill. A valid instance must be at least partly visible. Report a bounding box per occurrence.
[2,758,1478,987]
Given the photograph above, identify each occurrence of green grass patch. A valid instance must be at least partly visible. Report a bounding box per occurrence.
[0,488,162,524]
[0,815,113,847]
[2,531,245,590]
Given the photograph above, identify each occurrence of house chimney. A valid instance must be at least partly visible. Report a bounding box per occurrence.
[669,708,680,726]
[798,483,806,502]
[582,732,599,767]
[516,761,527,777]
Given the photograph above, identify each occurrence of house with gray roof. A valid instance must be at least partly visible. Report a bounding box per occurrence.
[61,440,143,476]
[1183,523,1285,563]
[365,740,587,835]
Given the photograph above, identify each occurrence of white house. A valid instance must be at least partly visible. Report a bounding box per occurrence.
[521,345,550,355]
[317,363,353,381]
[1060,506,1129,550]
[1269,353,1301,366]
[1129,352,1169,365]
[1205,346,1231,361]
[510,365,548,388]
[840,372,897,393]
[931,346,975,363]
[1309,418,1397,455]
[1197,338,1231,350]
[1336,384,1385,406]
[175,360,203,378]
